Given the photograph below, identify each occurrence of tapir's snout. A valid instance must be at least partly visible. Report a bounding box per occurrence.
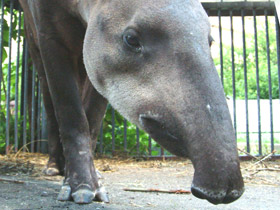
[189,139,244,205]
[138,100,244,205]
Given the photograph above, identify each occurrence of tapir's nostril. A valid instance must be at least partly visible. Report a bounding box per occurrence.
[191,186,224,205]
[223,188,245,204]
[191,187,207,200]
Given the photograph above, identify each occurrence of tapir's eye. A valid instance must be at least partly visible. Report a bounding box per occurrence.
[123,29,142,53]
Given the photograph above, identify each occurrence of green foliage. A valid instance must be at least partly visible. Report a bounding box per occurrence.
[0,3,25,153]
[0,112,6,153]
[1,2,24,64]
[215,19,279,99]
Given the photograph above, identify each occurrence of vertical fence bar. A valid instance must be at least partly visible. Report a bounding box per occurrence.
[218,9,224,86]
[20,40,25,116]
[124,119,127,151]
[0,0,4,126]
[148,136,151,156]
[36,80,41,152]
[14,9,22,152]
[276,12,280,116]
[31,66,36,152]
[160,147,164,157]
[253,9,262,155]
[111,108,115,154]
[136,127,139,155]
[241,10,250,153]
[230,10,237,137]
[265,10,274,153]
[23,40,29,152]
[275,13,280,156]
[41,104,47,153]
[5,0,14,154]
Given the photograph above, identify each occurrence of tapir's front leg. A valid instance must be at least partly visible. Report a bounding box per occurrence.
[40,43,108,203]
[82,76,108,196]
[32,19,109,206]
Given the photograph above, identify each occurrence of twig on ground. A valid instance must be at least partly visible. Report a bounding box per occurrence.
[0,178,25,184]
[123,188,191,194]
[243,170,261,179]
[14,140,48,158]
[239,149,277,170]
[257,168,280,172]
[238,149,261,161]
[254,151,276,166]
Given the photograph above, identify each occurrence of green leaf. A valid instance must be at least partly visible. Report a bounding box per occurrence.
[2,48,7,62]
[3,19,10,46]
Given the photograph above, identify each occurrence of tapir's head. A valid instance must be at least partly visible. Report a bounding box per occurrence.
[83,0,244,204]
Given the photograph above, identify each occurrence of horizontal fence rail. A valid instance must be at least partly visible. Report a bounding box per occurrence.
[204,1,275,16]
[0,0,279,158]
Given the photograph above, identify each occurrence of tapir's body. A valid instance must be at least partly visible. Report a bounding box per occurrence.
[19,0,244,205]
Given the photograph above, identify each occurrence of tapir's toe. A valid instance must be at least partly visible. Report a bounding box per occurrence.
[72,189,95,204]
[94,186,109,203]
[57,185,72,201]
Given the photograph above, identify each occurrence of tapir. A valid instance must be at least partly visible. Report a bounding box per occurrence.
[19,0,244,205]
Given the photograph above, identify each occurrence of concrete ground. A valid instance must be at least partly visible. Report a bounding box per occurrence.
[0,154,279,210]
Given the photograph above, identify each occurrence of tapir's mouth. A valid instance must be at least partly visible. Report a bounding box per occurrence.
[139,114,188,157]
[191,184,245,204]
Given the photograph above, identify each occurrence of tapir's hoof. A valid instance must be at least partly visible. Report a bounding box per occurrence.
[43,167,60,176]
[72,189,95,204]
[95,186,109,203]
[57,182,109,203]
[57,185,72,201]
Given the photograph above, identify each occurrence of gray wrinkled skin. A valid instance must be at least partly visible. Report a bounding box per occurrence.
[19,0,244,205]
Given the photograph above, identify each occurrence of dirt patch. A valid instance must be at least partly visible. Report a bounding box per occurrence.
[0,152,279,186]
[0,153,279,210]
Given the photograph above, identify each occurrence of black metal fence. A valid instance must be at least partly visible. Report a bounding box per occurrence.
[0,0,279,157]
[205,1,279,158]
